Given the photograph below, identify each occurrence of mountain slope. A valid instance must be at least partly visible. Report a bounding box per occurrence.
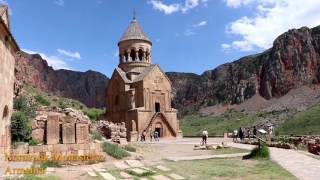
[15,52,109,108]
[167,25,320,115]
[15,25,320,115]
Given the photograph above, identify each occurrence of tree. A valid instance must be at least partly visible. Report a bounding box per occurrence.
[11,112,32,142]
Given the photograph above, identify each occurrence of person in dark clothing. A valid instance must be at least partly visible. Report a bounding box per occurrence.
[141,130,146,141]
[253,126,257,137]
[238,127,243,141]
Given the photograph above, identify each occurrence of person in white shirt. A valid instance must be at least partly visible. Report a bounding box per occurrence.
[233,129,238,142]
[202,128,208,145]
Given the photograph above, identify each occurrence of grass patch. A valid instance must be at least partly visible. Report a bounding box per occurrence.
[164,157,296,180]
[245,144,270,159]
[181,109,260,136]
[28,138,39,145]
[35,95,51,106]
[102,142,130,159]
[84,108,105,121]
[276,105,320,135]
[91,131,103,141]
[24,86,87,111]
[5,175,61,180]
[40,160,61,168]
[210,147,249,155]
[123,145,136,152]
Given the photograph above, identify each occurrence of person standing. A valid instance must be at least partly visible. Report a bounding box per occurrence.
[247,128,251,140]
[238,127,243,141]
[154,131,159,141]
[202,128,208,145]
[253,126,257,137]
[233,129,238,142]
[149,129,153,142]
[141,130,146,141]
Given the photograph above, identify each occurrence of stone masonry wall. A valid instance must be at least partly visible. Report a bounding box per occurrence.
[0,21,16,154]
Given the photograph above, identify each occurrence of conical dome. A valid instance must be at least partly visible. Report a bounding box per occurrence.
[118,18,151,44]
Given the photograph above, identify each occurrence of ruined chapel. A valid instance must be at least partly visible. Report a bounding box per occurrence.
[106,16,182,141]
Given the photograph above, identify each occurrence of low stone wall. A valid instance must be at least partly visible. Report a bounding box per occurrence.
[11,142,103,157]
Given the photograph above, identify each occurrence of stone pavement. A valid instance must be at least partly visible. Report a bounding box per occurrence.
[228,142,320,180]
[269,147,320,180]
[86,159,186,180]
[144,138,320,180]
[166,152,250,161]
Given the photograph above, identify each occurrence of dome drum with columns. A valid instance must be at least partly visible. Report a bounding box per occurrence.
[106,15,183,142]
[118,17,152,73]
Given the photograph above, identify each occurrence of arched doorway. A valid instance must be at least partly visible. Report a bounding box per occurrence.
[155,122,163,137]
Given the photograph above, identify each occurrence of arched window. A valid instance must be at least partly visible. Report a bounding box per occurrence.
[138,49,143,61]
[130,49,136,61]
[124,51,129,62]
[146,51,150,62]
[2,105,9,119]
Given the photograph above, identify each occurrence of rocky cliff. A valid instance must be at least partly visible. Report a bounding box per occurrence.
[15,25,320,115]
[167,25,320,115]
[15,52,109,107]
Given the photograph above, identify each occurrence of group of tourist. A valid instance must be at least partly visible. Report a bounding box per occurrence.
[140,130,159,142]
[233,126,258,142]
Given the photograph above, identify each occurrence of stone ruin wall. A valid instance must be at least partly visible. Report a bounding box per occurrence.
[31,107,91,145]
[97,120,127,144]
[11,106,129,156]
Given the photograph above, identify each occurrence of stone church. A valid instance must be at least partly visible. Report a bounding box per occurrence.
[0,5,19,154]
[106,16,182,141]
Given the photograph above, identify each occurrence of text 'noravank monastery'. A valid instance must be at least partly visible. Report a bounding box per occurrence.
[0,4,182,156]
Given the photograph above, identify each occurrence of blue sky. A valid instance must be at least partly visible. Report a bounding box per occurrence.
[3,0,320,77]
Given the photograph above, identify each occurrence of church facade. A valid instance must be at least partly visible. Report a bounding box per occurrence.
[0,5,19,154]
[106,16,182,141]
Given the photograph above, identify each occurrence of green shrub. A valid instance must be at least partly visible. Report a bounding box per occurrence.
[40,160,61,169]
[13,96,35,118]
[84,108,105,121]
[11,112,32,142]
[58,100,67,109]
[35,95,50,106]
[28,138,39,146]
[14,96,29,111]
[247,144,270,159]
[102,142,130,159]
[124,145,136,152]
[92,131,103,141]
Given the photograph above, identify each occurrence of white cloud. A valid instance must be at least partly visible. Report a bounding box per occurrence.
[182,0,200,13]
[222,0,320,52]
[221,43,231,53]
[148,0,181,15]
[223,0,255,8]
[184,29,195,36]
[148,0,208,15]
[54,0,64,6]
[0,0,8,5]
[22,49,71,70]
[57,49,81,59]
[193,21,207,27]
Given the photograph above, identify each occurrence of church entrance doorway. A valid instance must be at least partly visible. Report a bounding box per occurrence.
[155,122,163,138]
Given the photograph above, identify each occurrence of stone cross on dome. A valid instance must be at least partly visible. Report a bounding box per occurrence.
[133,8,136,20]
